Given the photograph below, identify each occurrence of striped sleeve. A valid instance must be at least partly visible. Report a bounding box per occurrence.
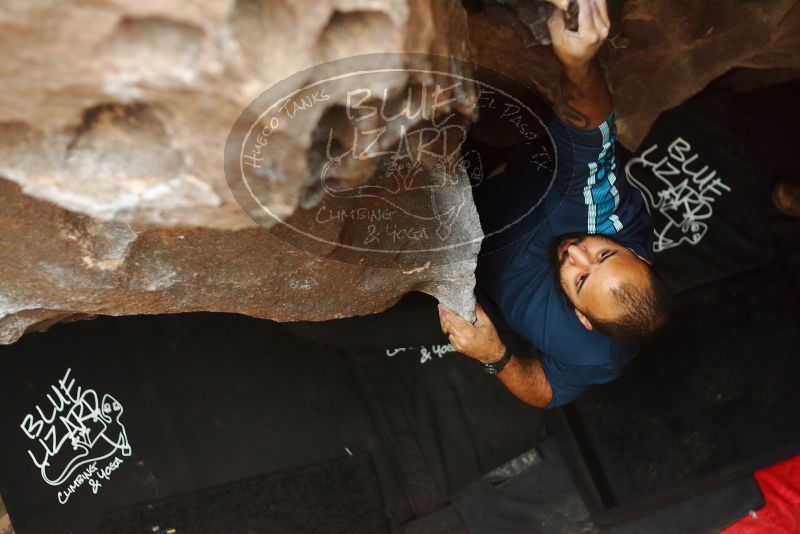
[550,112,624,236]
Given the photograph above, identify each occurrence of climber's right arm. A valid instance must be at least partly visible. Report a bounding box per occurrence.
[548,0,612,130]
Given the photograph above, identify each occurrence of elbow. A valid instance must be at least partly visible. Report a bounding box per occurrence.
[522,389,553,409]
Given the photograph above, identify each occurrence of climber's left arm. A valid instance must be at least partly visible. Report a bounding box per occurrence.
[437,303,553,408]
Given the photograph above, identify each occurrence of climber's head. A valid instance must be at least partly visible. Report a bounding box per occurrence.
[550,233,672,344]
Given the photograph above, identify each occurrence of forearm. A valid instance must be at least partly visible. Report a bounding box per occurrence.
[555,60,612,129]
[496,353,553,408]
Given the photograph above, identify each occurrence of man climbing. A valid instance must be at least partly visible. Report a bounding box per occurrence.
[438,0,672,408]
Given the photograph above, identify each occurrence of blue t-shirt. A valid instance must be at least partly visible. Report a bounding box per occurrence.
[475,112,655,407]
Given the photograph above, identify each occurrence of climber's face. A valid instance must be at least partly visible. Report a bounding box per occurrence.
[550,233,651,329]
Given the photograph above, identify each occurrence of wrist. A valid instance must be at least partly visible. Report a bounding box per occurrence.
[562,59,598,79]
[481,344,513,375]
[482,342,507,364]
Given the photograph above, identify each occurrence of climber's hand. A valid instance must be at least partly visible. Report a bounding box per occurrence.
[438,303,506,364]
[548,0,610,68]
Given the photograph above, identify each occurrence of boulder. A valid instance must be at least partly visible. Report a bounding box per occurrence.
[467,0,800,148]
[1,0,799,345]
[0,0,479,345]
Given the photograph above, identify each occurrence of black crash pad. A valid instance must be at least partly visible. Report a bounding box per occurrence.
[549,266,800,524]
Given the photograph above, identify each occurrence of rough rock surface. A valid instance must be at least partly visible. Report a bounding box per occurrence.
[0,178,477,344]
[467,0,800,148]
[0,0,471,228]
[1,0,799,345]
[0,0,478,345]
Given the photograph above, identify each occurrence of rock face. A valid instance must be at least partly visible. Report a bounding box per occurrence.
[1,0,799,344]
[467,0,800,148]
[0,177,478,344]
[0,0,480,345]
